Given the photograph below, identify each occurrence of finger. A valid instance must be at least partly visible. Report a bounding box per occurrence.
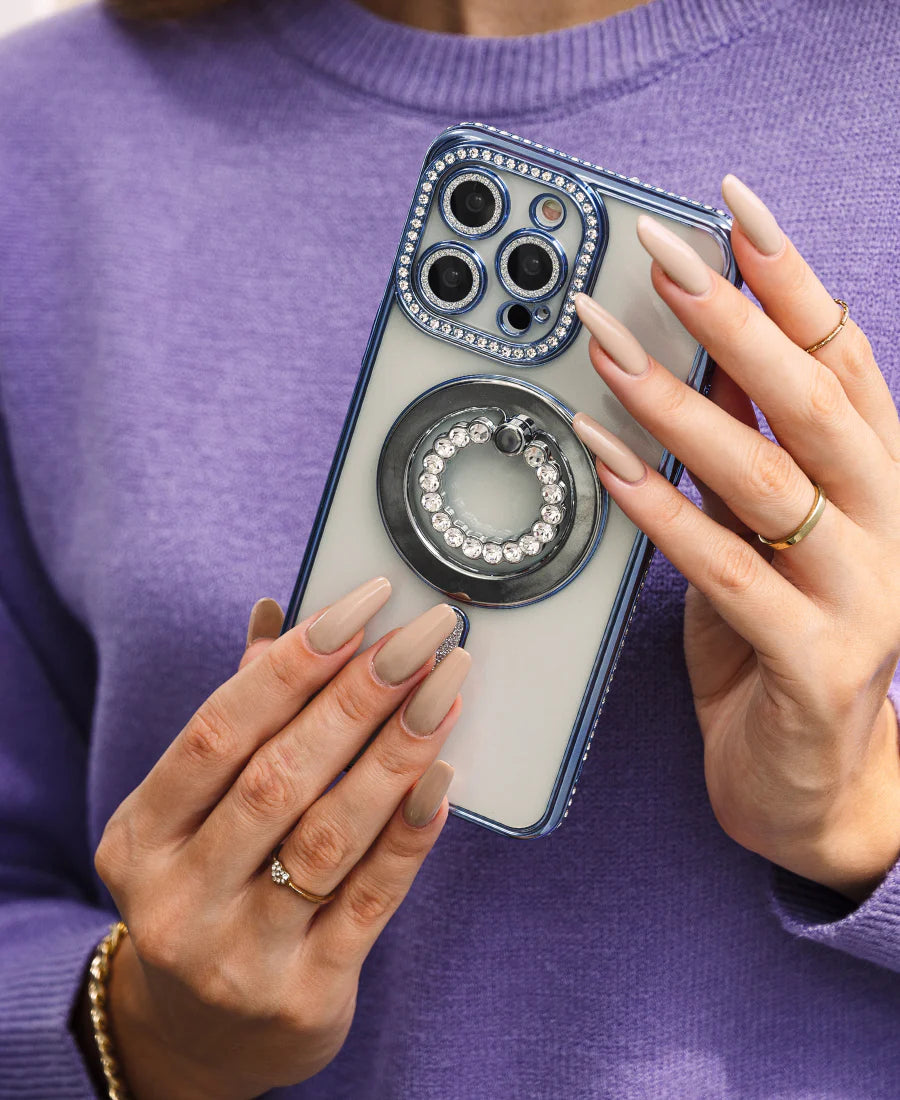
[721,174,900,460]
[570,410,813,659]
[263,646,470,922]
[239,597,285,670]
[192,603,460,890]
[575,299,852,595]
[635,214,894,528]
[133,575,392,844]
[306,758,455,974]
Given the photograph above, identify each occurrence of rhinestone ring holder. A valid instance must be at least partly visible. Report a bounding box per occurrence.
[376,376,606,608]
[419,415,568,569]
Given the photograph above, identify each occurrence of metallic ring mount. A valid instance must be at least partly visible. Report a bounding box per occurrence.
[376,376,607,608]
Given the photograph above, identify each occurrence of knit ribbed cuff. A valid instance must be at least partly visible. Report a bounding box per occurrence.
[768,684,900,974]
[0,902,118,1099]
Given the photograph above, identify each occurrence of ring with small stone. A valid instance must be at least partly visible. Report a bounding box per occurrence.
[270,848,336,905]
[418,414,568,565]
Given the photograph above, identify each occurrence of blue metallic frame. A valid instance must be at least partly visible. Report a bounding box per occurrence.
[494,227,568,303]
[438,165,511,240]
[281,122,741,840]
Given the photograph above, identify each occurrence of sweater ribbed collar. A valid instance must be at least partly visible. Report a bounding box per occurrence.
[259,0,779,115]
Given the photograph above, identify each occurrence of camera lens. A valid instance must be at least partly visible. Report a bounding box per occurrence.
[497,233,564,300]
[441,171,507,237]
[428,254,472,303]
[417,244,484,313]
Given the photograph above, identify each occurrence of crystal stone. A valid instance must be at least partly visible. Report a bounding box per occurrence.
[448,425,470,448]
[519,533,541,555]
[432,511,451,532]
[444,526,465,548]
[523,443,548,468]
[536,463,560,484]
[542,483,566,504]
[462,537,483,559]
[533,521,555,543]
[434,437,456,459]
[541,504,564,525]
[482,542,503,564]
[502,541,524,563]
[469,419,492,444]
[419,472,440,492]
[421,492,443,512]
[423,452,444,474]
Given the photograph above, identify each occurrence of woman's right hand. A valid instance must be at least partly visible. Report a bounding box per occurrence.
[93,577,469,1100]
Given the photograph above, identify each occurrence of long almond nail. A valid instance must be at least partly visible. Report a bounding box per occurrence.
[636,215,712,296]
[721,174,784,256]
[404,647,471,736]
[372,603,458,685]
[306,576,392,655]
[403,759,454,828]
[246,597,284,648]
[572,413,646,483]
[574,295,649,376]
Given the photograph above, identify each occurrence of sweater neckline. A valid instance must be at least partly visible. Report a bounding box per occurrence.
[259,0,777,116]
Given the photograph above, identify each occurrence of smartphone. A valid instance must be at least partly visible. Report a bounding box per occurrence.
[282,122,739,839]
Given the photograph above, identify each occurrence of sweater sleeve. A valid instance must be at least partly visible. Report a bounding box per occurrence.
[0,419,115,1098]
[768,674,900,974]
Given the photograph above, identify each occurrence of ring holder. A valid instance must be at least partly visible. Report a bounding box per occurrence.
[376,377,607,607]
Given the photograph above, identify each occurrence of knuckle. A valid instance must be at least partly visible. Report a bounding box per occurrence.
[655,487,690,531]
[804,368,846,429]
[341,874,396,930]
[744,439,796,503]
[723,295,757,347]
[370,736,420,782]
[182,696,239,768]
[292,812,354,877]
[326,677,372,730]
[656,375,692,426]
[835,323,875,384]
[234,751,299,821]
[130,915,182,974]
[266,634,309,697]
[710,537,758,594]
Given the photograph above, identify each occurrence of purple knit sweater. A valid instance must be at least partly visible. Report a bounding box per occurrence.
[0,0,898,1096]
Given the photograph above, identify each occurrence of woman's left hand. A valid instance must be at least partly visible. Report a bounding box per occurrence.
[572,175,900,904]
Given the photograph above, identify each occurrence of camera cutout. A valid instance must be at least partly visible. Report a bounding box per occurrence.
[530,193,566,231]
[497,231,567,302]
[416,243,486,314]
[440,168,509,239]
[498,301,532,337]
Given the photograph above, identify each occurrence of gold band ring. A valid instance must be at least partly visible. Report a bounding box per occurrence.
[756,483,827,550]
[805,299,849,354]
[270,849,337,905]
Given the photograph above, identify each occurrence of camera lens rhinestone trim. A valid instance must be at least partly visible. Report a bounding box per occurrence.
[395,141,606,366]
[417,417,568,569]
[416,245,484,313]
[496,232,564,301]
[440,170,507,238]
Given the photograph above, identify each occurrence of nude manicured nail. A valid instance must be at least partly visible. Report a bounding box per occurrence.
[306,576,392,655]
[372,603,458,685]
[246,597,284,648]
[721,173,784,256]
[636,214,713,296]
[572,413,646,483]
[574,294,649,375]
[403,759,455,828]
[403,646,471,736]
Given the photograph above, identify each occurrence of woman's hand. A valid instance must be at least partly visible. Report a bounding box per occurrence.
[571,175,900,904]
[94,578,469,1100]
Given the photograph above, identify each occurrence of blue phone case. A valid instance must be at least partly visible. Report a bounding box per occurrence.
[283,123,740,838]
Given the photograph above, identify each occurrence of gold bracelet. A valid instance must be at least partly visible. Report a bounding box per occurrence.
[88,920,132,1100]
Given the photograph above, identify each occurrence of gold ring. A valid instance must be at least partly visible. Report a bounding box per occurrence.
[270,849,337,904]
[756,483,827,550]
[804,299,849,354]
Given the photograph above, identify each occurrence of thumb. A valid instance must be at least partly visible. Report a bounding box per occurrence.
[239,596,284,669]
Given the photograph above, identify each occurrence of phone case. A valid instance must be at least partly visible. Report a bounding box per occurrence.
[282,122,740,838]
